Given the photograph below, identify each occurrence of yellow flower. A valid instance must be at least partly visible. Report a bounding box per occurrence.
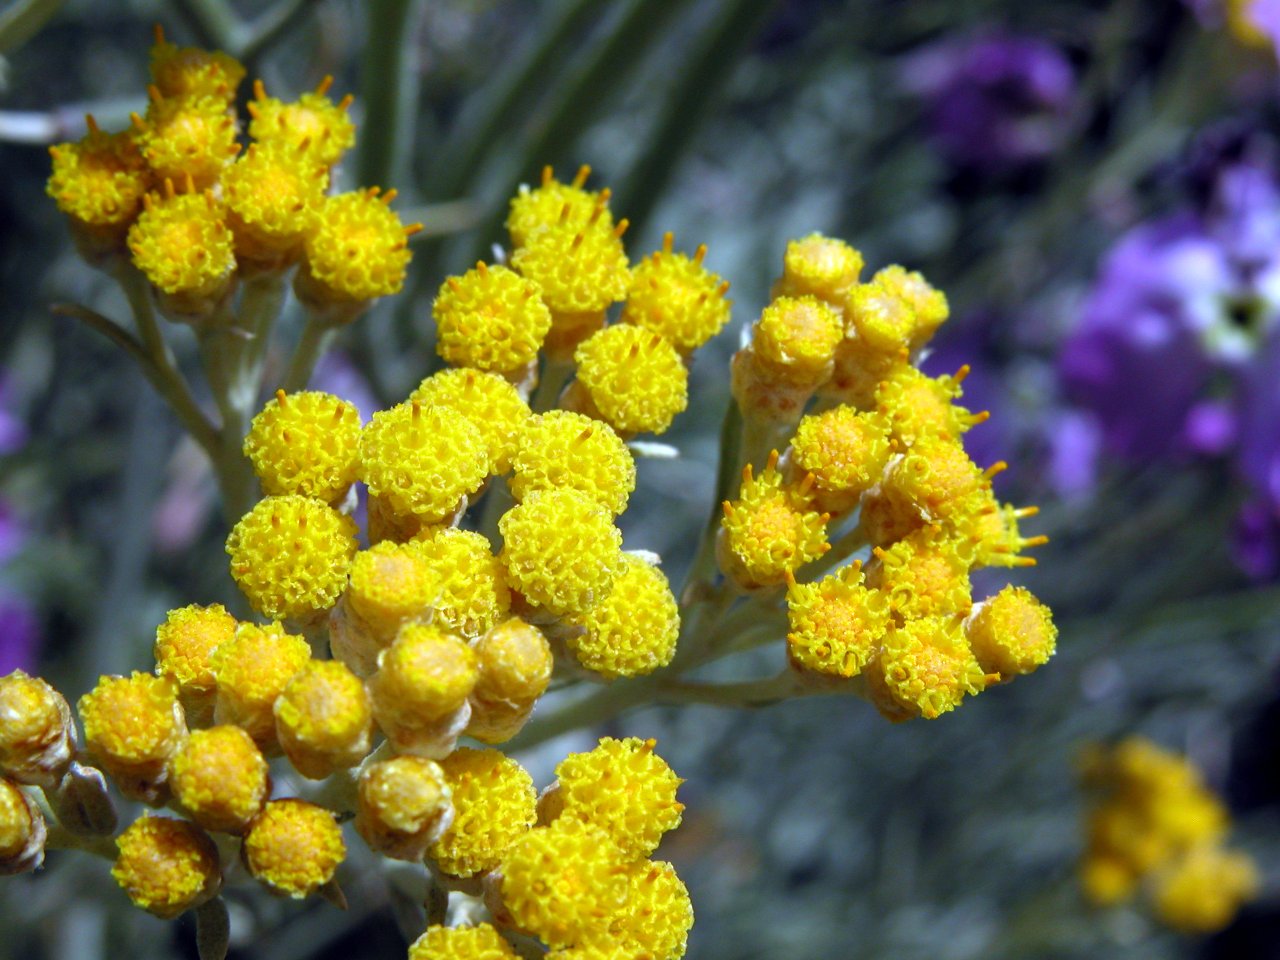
[298,189,416,308]
[369,624,478,733]
[225,494,358,621]
[872,264,949,350]
[1152,844,1259,934]
[1080,853,1139,907]
[572,324,689,436]
[621,232,731,354]
[874,365,985,447]
[134,92,239,190]
[510,411,636,516]
[356,755,452,862]
[600,860,694,960]
[168,725,269,834]
[0,777,45,874]
[429,747,536,878]
[845,277,916,355]
[408,924,518,960]
[409,367,532,475]
[549,737,684,859]
[872,617,989,720]
[773,232,864,307]
[127,184,235,298]
[467,618,553,743]
[785,563,890,679]
[822,335,909,408]
[153,603,237,705]
[346,540,440,641]
[46,119,148,241]
[248,76,356,168]
[879,436,985,524]
[78,672,186,800]
[433,262,552,374]
[274,660,373,779]
[410,528,511,640]
[506,165,614,249]
[788,405,891,513]
[244,798,345,898]
[952,487,1047,568]
[111,815,220,918]
[244,390,362,504]
[221,142,329,266]
[498,489,625,617]
[0,671,74,787]
[563,555,680,680]
[719,452,829,588]
[211,621,311,749]
[148,26,244,101]
[869,528,973,621]
[751,295,845,390]
[965,585,1056,679]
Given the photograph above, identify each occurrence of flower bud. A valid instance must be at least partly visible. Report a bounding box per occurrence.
[355,755,453,861]
[112,815,221,918]
[169,726,270,834]
[78,672,186,803]
[244,799,345,899]
[0,777,46,875]
[0,670,75,788]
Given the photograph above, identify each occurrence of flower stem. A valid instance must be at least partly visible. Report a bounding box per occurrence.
[282,315,335,393]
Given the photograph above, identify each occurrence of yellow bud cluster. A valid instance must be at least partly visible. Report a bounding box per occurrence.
[248,77,356,168]
[298,188,415,308]
[134,92,239,191]
[507,166,612,249]
[869,528,973,621]
[571,323,689,436]
[865,616,990,721]
[875,365,986,448]
[772,232,864,305]
[719,452,829,588]
[128,185,235,299]
[409,925,519,960]
[211,621,311,749]
[111,815,220,918]
[221,141,328,266]
[0,777,45,875]
[46,121,148,243]
[149,26,244,101]
[965,585,1056,679]
[244,391,362,504]
[369,624,477,755]
[433,262,552,375]
[153,603,237,708]
[785,563,890,680]
[410,368,532,475]
[274,660,373,779]
[1079,738,1257,933]
[344,540,439,643]
[563,555,679,680]
[787,405,891,514]
[467,618,553,743]
[244,798,345,898]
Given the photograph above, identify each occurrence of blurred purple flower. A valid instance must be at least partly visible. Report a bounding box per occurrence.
[0,501,25,563]
[904,32,1075,171]
[313,352,378,424]
[0,378,26,455]
[921,333,1009,469]
[0,591,39,675]
[1233,498,1280,581]
[1237,331,1280,507]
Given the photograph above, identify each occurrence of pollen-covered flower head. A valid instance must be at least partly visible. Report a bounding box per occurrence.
[408,924,518,960]
[498,488,625,616]
[0,776,44,874]
[346,540,440,640]
[563,555,679,680]
[547,737,684,859]
[369,623,478,729]
[719,452,830,588]
[226,494,358,621]
[274,659,373,779]
[134,92,239,190]
[244,798,345,899]
[506,164,614,249]
[510,411,636,515]
[433,262,552,374]
[0,671,74,787]
[869,527,973,620]
[873,264,949,350]
[410,528,511,639]
[965,585,1056,679]
[872,616,989,720]
[500,818,629,949]
[880,436,985,524]
[359,401,489,524]
[953,488,1047,568]
[168,725,269,833]
[211,621,310,749]
[221,142,329,264]
[298,189,416,308]
[786,563,891,679]
[773,233,864,306]
[111,815,220,919]
[149,26,244,101]
[572,324,689,436]
[846,276,918,356]
[471,618,553,708]
[875,365,985,447]
[604,860,694,960]
[153,603,237,704]
[621,232,731,354]
[78,672,186,799]
[244,391,361,504]
[356,755,452,861]
[751,295,845,389]
[127,183,235,298]
[823,335,910,408]
[248,77,356,168]
[409,368,532,475]
[46,120,148,238]
[788,405,891,513]
[428,747,536,878]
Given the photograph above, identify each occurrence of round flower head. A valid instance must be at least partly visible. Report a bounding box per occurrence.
[153,603,237,706]
[1080,852,1139,907]
[773,233,864,306]
[563,555,679,680]
[46,119,148,242]
[621,232,731,353]
[548,737,684,859]
[875,365,985,447]
[785,563,891,679]
[604,860,694,960]
[472,619,553,707]
[244,390,362,504]
[857,483,927,548]
[846,276,917,356]
[369,624,478,732]
[788,405,891,513]
[869,528,973,621]
[873,264,949,350]
[248,77,356,168]
[0,671,74,787]
[226,494,358,621]
[221,142,329,265]
[953,488,1047,568]
[244,798,345,899]
[510,411,635,516]
[134,92,239,190]
[572,324,689,436]
[298,189,416,308]
[751,296,844,389]
[1152,844,1259,934]
[411,528,512,639]
[78,672,186,801]
[211,621,311,749]
[880,437,985,524]
[507,165,614,250]
[409,924,518,960]
[500,819,629,949]
[823,334,910,408]
[359,401,489,524]
[433,262,552,374]
[346,540,439,642]
[111,816,220,918]
[168,725,269,834]
[719,452,830,589]
[498,489,625,617]
[275,660,373,779]
[875,617,990,720]
[356,756,452,862]
[409,367,532,475]
[429,747,536,878]
[965,586,1056,679]
[0,777,45,875]
[127,183,235,299]
[148,27,244,101]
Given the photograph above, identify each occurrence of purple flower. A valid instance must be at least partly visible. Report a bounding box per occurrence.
[1236,331,1280,507]
[904,32,1075,171]
[0,501,25,564]
[0,378,27,456]
[0,591,39,676]
[1233,498,1280,581]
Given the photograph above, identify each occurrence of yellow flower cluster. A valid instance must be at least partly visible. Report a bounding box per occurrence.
[46,30,417,318]
[1079,737,1259,934]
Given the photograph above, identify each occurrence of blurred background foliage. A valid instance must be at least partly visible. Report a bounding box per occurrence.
[2,0,1280,958]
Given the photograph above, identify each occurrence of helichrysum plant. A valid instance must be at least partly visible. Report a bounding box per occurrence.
[11,27,1061,960]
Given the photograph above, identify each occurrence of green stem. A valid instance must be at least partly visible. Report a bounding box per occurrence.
[240,0,321,63]
[356,0,427,191]
[283,316,336,393]
[172,0,242,50]
[0,0,65,55]
[531,357,573,413]
[238,271,289,398]
[679,396,740,604]
[476,475,513,546]
[661,671,807,708]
